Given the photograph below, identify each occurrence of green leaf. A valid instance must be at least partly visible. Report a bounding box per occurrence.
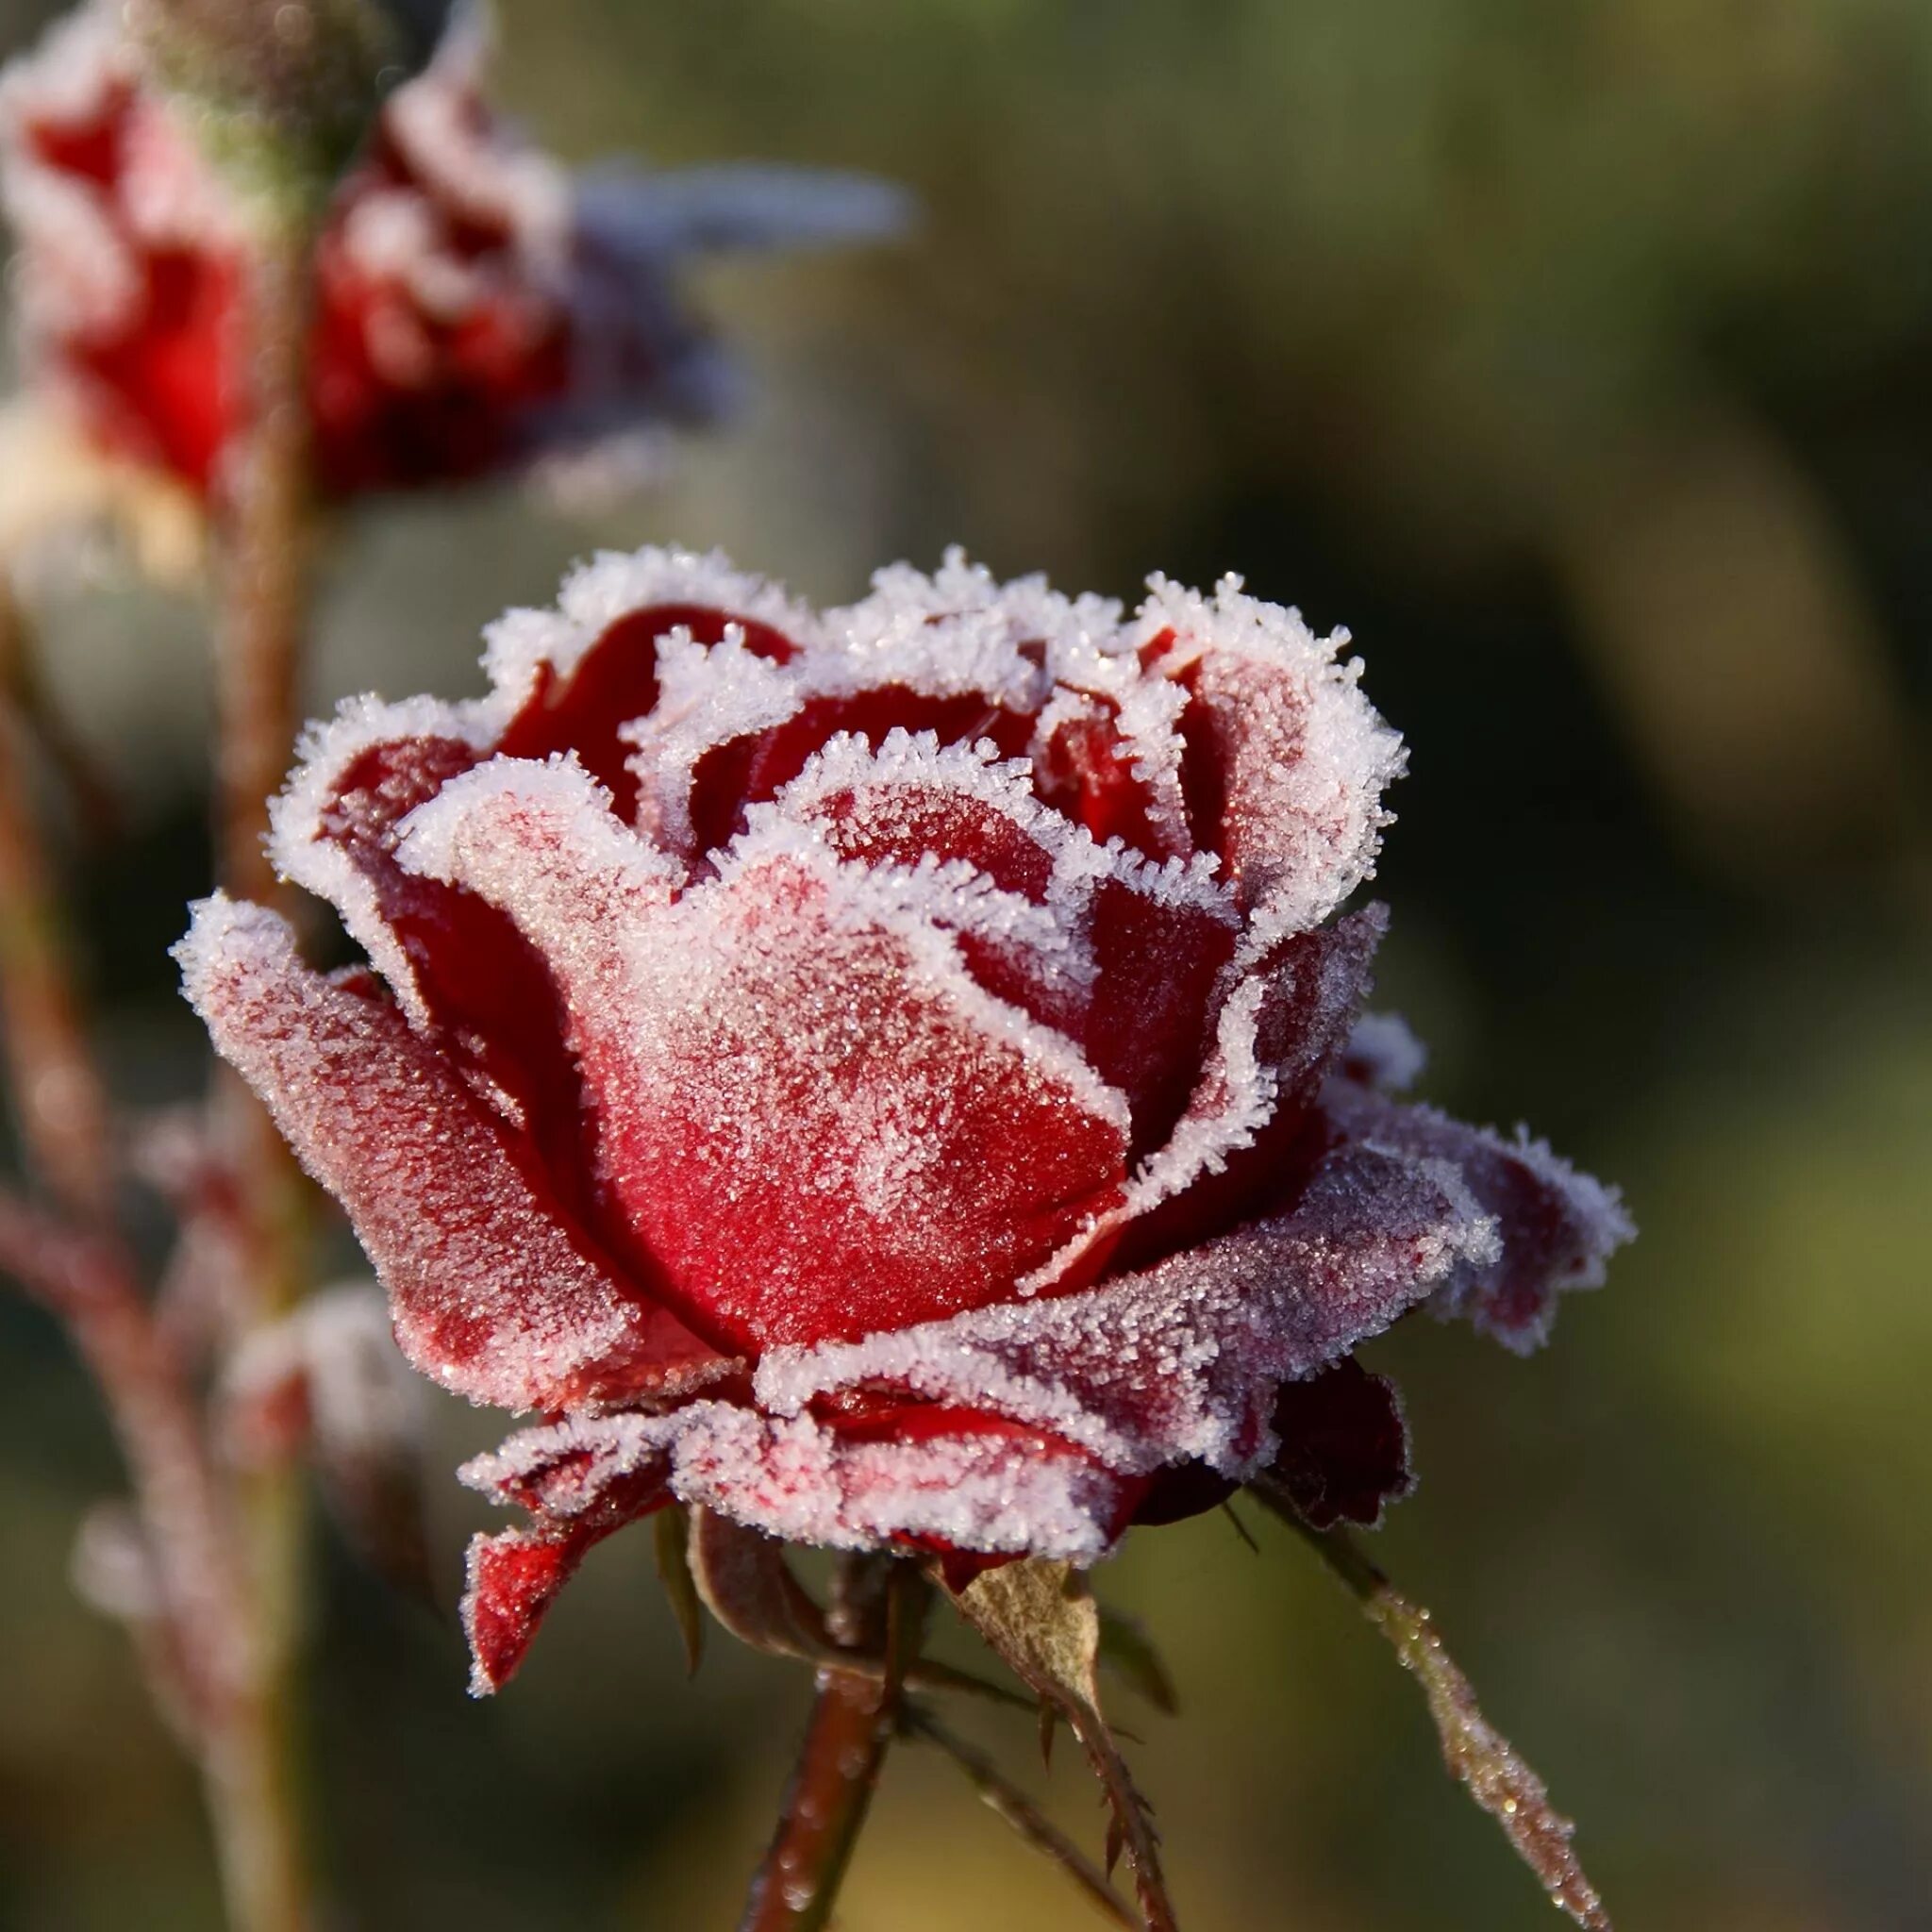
[946,1559,1178,1932]
[652,1507,704,1676]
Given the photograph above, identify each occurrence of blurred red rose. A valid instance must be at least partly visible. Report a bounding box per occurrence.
[0,4,902,499]
[179,547,1631,1690]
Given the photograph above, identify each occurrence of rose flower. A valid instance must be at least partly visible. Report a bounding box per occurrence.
[0,4,903,500]
[178,547,1631,1692]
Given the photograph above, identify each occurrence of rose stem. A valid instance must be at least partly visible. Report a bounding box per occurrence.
[0,587,113,1213]
[900,1703,1138,1928]
[1254,1487,1611,1931]
[1,596,279,1920]
[739,1560,929,1931]
[0,595,121,842]
[204,209,328,1932]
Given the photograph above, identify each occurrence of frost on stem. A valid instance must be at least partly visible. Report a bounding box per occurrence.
[1261,1501,1614,1931]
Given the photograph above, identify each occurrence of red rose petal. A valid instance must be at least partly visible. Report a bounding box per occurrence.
[177,895,727,1410]
[767,730,1239,1118]
[397,761,1133,1351]
[755,1130,1496,1479]
[1113,906,1387,1266]
[494,602,801,820]
[1132,1359,1411,1530]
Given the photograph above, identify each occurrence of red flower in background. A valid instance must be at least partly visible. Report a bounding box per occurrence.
[179,547,1631,1691]
[0,4,903,499]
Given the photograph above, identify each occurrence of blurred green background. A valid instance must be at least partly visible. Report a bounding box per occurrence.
[3,1,1930,1926]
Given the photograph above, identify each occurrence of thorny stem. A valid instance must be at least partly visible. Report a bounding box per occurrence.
[1254,1484,1612,1931]
[0,1206,254,1866]
[0,591,113,1215]
[739,1560,930,1932]
[203,207,328,1932]
[215,225,316,916]
[901,1704,1138,1929]
[0,595,121,844]
[4,567,308,1928]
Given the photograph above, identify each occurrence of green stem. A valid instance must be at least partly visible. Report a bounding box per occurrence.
[205,205,326,1932]
[1254,1484,1612,1931]
[0,589,113,1214]
[2,567,309,1931]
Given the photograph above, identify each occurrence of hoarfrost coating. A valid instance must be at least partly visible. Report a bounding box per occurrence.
[177,544,1632,1690]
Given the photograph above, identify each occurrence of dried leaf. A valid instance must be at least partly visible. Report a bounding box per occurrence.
[947,1559,1177,1932]
[1257,1487,1612,1931]
[652,1506,705,1676]
[1097,1605,1179,1715]
[903,1704,1136,1928]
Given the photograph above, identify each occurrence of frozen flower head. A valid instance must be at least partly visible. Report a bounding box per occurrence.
[178,546,1631,1691]
[0,3,904,501]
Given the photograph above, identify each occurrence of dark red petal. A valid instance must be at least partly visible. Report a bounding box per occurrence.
[463,1529,582,1693]
[1033,694,1190,861]
[1126,1460,1236,1527]
[1114,907,1386,1269]
[304,733,618,1234]
[462,1501,675,1695]
[804,769,1058,901]
[691,690,1036,859]
[1321,1082,1635,1350]
[1084,874,1240,1161]
[1264,1357,1413,1529]
[177,896,728,1410]
[1131,1360,1410,1529]
[465,1400,1135,1586]
[773,737,1239,1148]
[604,861,1129,1348]
[671,1402,1137,1560]
[493,603,800,821]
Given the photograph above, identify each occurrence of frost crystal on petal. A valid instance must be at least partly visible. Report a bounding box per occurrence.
[1323,1081,1635,1351]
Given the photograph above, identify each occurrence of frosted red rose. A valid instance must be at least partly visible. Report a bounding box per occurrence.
[179,547,1630,1690]
[0,5,897,498]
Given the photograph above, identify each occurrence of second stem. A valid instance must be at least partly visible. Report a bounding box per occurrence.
[207,203,325,1932]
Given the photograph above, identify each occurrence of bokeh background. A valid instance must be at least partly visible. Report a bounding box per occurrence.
[3,1,1930,1926]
